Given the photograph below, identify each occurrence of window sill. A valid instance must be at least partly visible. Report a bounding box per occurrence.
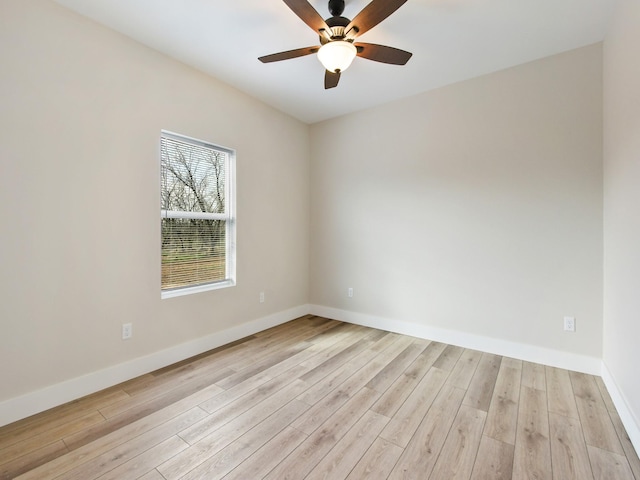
[161,279,235,299]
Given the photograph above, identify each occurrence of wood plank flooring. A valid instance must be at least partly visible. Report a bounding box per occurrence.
[1,315,638,479]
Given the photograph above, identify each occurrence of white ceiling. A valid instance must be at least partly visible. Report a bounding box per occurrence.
[54,0,613,124]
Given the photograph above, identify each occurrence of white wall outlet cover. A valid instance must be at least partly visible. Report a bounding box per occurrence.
[563,316,575,332]
[122,323,133,339]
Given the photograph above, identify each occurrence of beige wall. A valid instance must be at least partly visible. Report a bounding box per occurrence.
[310,44,603,359]
[0,0,309,403]
[603,0,640,440]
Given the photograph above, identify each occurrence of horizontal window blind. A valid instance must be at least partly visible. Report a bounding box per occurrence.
[161,135,226,216]
[161,219,226,289]
[160,131,235,294]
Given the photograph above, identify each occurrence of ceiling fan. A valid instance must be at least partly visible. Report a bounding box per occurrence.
[259,0,412,89]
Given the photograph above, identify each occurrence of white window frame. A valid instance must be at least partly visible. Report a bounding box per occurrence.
[160,130,236,299]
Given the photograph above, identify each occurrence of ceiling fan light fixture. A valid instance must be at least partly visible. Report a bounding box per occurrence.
[317,40,357,73]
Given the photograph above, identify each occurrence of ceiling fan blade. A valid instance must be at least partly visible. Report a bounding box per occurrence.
[355,43,412,65]
[325,70,341,89]
[346,0,408,37]
[259,46,319,63]
[283,0,330,34]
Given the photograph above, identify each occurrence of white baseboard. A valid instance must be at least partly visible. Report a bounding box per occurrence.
[309,305,602,375]
[601,363,640,458]
[0,304,309,428]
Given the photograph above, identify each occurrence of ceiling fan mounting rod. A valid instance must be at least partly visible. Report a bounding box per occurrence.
[328,0,345,17]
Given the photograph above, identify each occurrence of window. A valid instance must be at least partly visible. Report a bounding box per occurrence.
[160,131,235,298]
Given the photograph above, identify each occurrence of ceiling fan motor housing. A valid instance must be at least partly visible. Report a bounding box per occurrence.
[321,15,351,44]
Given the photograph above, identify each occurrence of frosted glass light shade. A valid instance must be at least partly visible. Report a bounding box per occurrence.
[317,41,357,73]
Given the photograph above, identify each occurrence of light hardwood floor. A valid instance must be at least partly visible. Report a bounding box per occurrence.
[1,316,639,479]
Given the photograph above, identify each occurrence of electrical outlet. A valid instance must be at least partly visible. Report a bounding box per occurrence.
[563,316,575,332]
[348,287,353,298]
[122,323,133,340]
[259,292,265,303]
